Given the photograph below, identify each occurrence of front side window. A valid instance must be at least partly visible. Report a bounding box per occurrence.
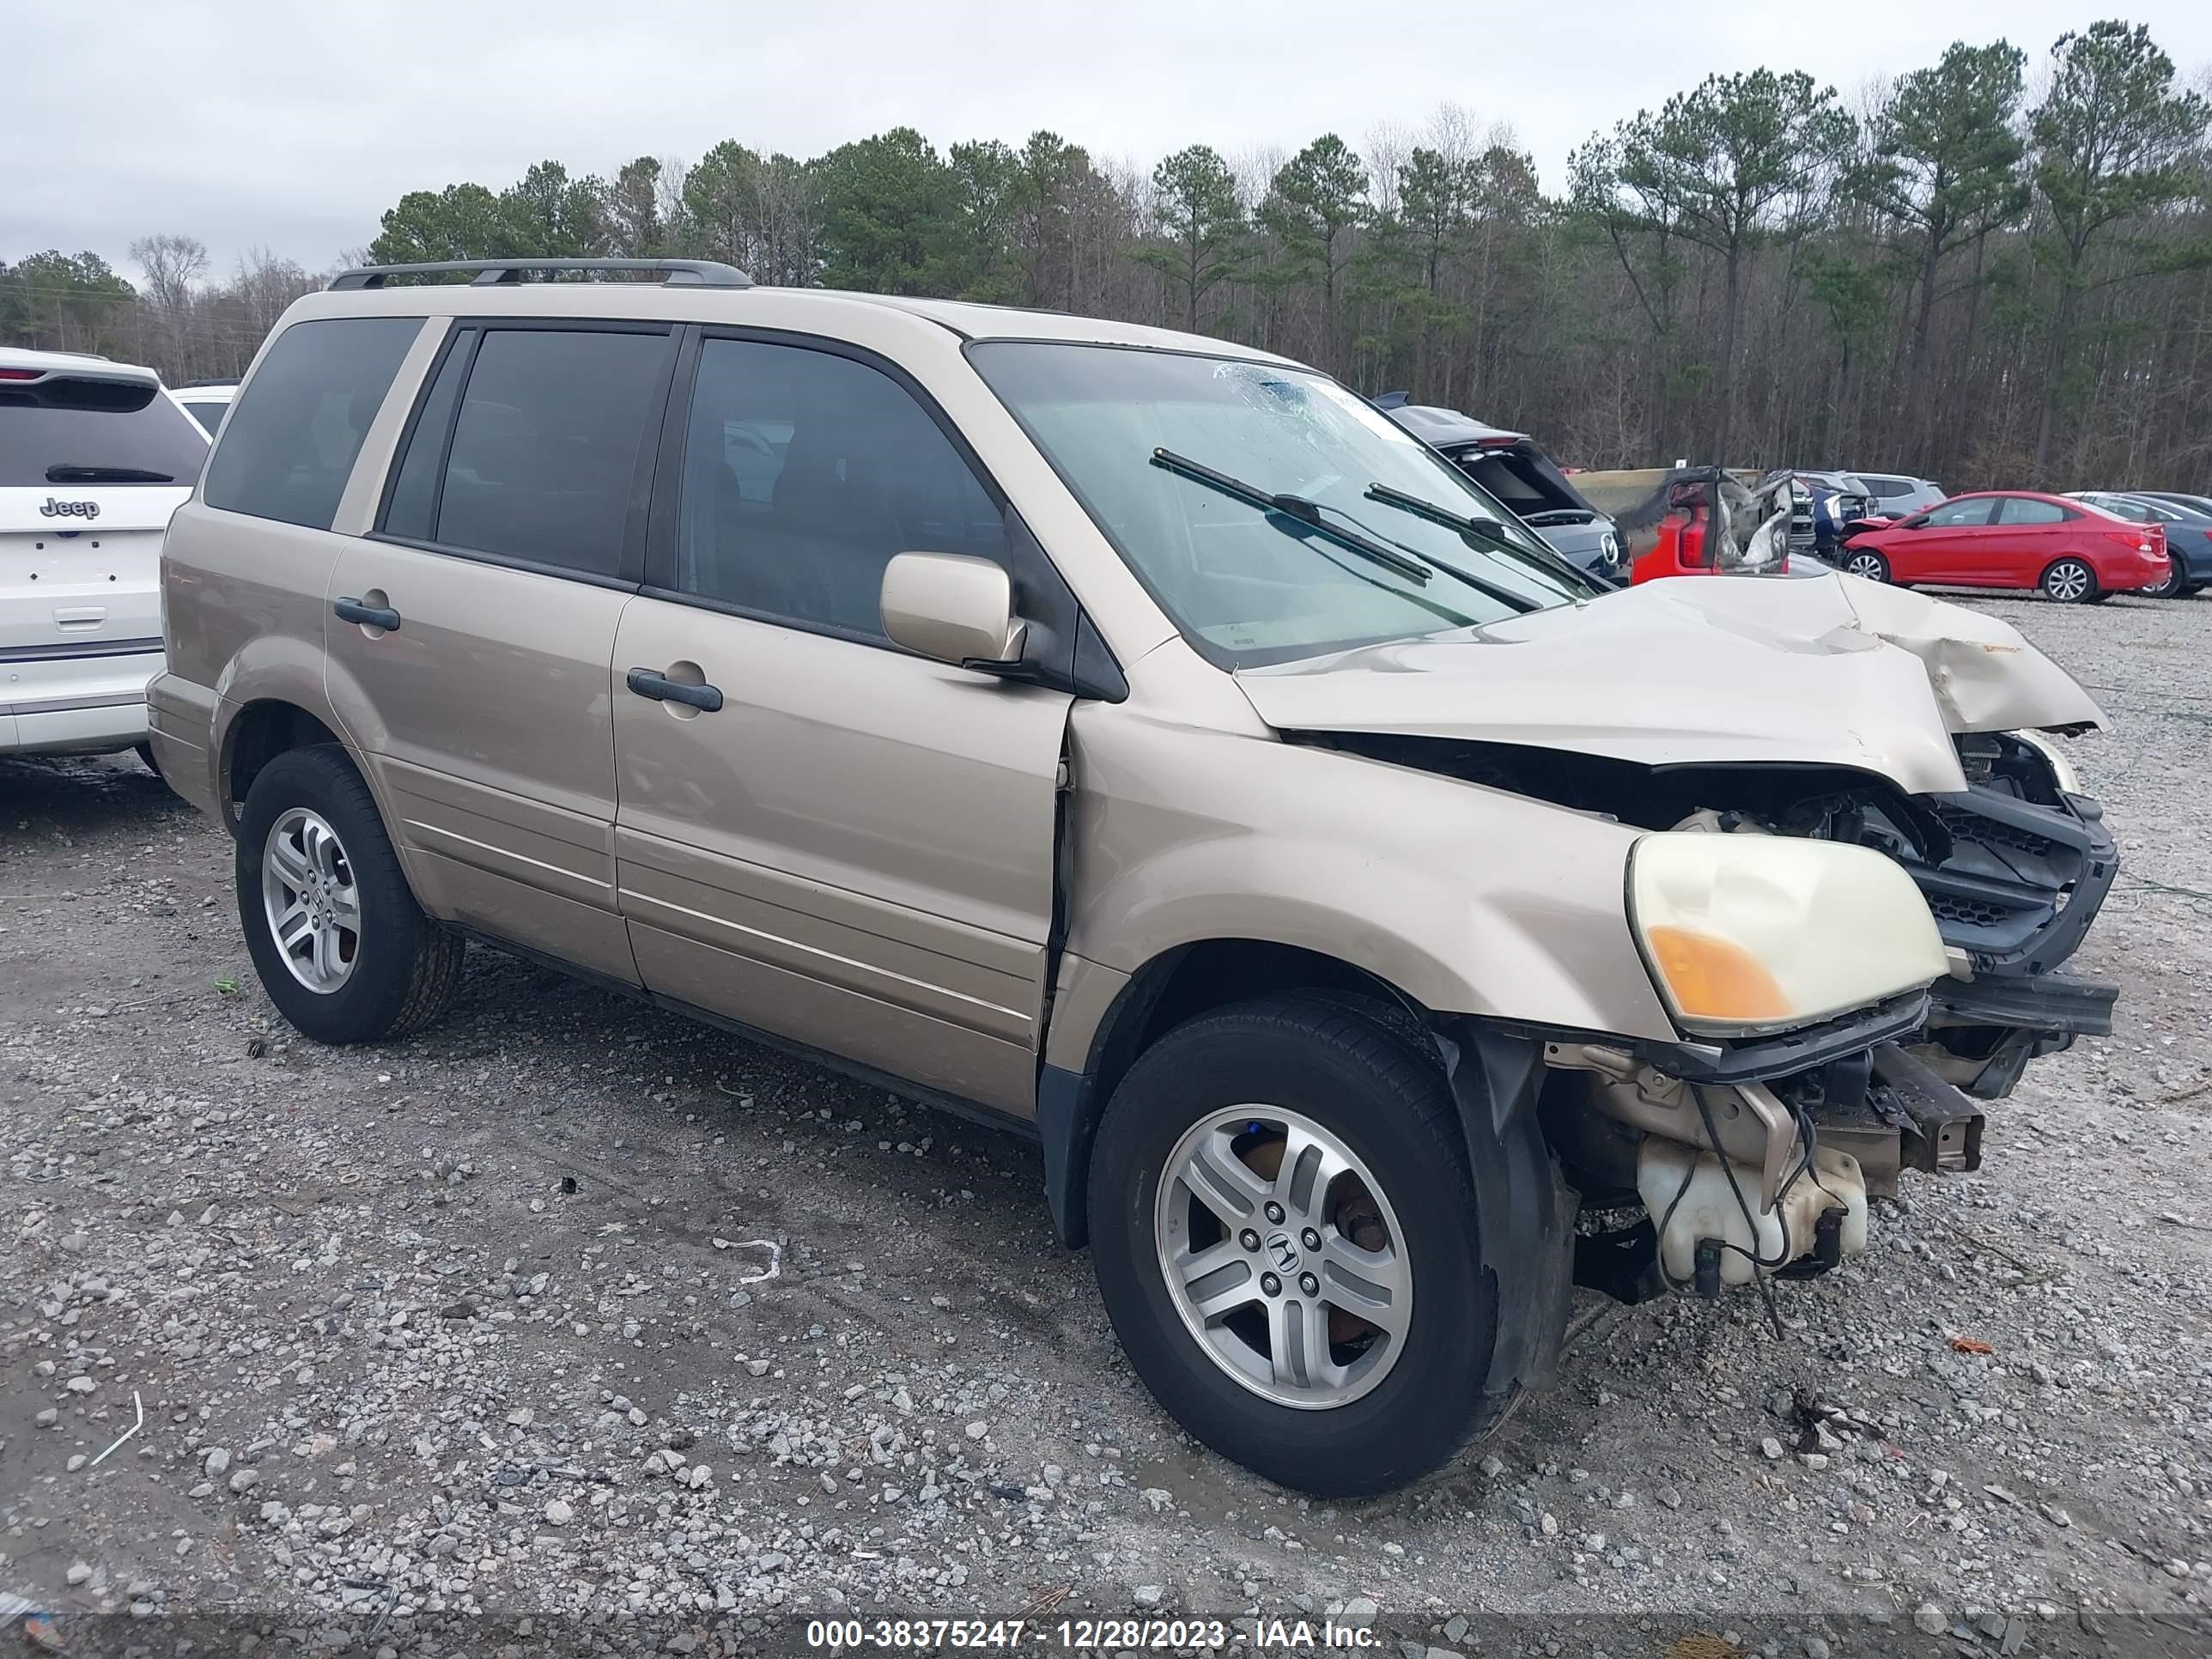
[672,337,1004,638]
[420,327,671,577]
[969,343,1590,668]
[203,317,420,527]
[1921,497,1995,528]
[1997,497,2068,526]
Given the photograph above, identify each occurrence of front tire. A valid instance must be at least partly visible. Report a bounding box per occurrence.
[1087,996,1504,1496]
[234,744,462,1044]
[2147,556,2187,599]
[1842,549,1889,583]
[2041,558,2098,603]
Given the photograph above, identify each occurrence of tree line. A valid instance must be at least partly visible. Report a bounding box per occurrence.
[6,18,2209,489]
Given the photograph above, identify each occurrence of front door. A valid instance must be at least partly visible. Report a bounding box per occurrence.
[1904,495,1998,583]
[611,332,1070,1115]
[326,321,678,982]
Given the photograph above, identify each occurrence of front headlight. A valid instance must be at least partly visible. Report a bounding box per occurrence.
[2012,728,2081,796]
[1629,833,1948,1036]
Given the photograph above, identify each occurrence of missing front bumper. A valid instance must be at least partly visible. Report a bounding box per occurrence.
[1549,1034,1990,1303]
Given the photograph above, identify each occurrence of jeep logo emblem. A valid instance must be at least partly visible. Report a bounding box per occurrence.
[40,497,100,520]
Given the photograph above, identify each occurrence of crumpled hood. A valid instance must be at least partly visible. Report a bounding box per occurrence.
[1234,571,2107,799]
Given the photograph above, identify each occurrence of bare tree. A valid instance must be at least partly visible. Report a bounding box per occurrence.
[129,234,208,311]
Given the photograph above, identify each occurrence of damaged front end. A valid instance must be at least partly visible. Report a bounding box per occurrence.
[1294,725,2118,1104]
[1324,727,2116,1302]
[1669,726,2118,1098]
[1906,730,2118,1097]
[1237,569,2120,1309]
[1542,1027,1990,1305]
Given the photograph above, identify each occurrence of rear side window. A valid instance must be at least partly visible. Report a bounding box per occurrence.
[388,327,670,579]
[1460,451,1546,510]
[1997,497,2068,526]
[671,337,1004,638]
[203,318,418,527]
[1,372,210,488]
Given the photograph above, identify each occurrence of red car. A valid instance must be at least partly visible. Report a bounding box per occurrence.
[1839,490,2167,603]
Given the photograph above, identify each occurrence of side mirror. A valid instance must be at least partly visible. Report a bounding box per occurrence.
[880,552,1026,670]
[1899,515,1927,530]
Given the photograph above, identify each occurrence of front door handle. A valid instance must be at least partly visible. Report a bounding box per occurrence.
[334,596,402,631]
[626,666,724,712]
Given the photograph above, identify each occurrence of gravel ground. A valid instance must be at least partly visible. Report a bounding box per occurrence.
[2,591,2208,1659]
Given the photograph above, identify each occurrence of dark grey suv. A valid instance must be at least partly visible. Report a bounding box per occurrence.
[1376,396,1621,579]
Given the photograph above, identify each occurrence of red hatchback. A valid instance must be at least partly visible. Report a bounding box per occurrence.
[1839,490,2166,603]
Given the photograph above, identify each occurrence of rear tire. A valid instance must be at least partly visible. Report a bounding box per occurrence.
[234,744,462,1044]
[1087,995,1505,1496]
[1842,549,1889,583]
[133,740,162,780]
[2147,556,2187,599]
[2041,558,2098,604]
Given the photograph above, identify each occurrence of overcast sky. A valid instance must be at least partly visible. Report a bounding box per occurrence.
[9,0,2211,283]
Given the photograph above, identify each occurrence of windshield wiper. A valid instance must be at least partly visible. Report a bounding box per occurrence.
[1151,448,1431,584]
[1363,482,1591,588]
[46,464,175,484]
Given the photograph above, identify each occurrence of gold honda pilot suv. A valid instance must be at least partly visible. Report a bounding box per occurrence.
[153,258,2117,1497]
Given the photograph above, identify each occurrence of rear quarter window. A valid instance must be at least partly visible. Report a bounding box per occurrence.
[202,317,422,529]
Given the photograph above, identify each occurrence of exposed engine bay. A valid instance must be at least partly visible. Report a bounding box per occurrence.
[1294,723,2119,1305]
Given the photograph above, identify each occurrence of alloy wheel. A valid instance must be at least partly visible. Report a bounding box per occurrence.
[1844,551,1887,581]
[1153,1104,1411,1409]
[2045,561,2093,603]
[261,806,362,993]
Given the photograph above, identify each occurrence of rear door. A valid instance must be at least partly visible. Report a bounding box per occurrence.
[1987,495,2071,586]
[611,330,1071,1114]
[325,321,678,982]
[2,368,204,737]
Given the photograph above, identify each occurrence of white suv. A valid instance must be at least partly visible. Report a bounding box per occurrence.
[2,347,207,763]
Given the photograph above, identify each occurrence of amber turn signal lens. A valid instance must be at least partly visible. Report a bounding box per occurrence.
[1644,926,1791,1022]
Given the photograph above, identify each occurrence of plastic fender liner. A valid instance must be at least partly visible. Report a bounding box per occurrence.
[1036,1063,1095,1248]
[1431,1018,1577,1398]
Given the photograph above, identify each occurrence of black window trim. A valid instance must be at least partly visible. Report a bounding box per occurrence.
[637,323,1123,698]
[366,315,681,592]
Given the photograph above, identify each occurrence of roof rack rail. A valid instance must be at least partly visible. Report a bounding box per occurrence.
[326,258,754,291]
[179,376,240,388]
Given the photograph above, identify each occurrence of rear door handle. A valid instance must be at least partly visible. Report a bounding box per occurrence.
[334,597,402,631]
[626,666,724,712]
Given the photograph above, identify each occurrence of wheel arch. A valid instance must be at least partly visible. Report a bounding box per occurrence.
[1038,939,1436,1249]
[218,698,347,832]
[1045,950,1577,1406]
